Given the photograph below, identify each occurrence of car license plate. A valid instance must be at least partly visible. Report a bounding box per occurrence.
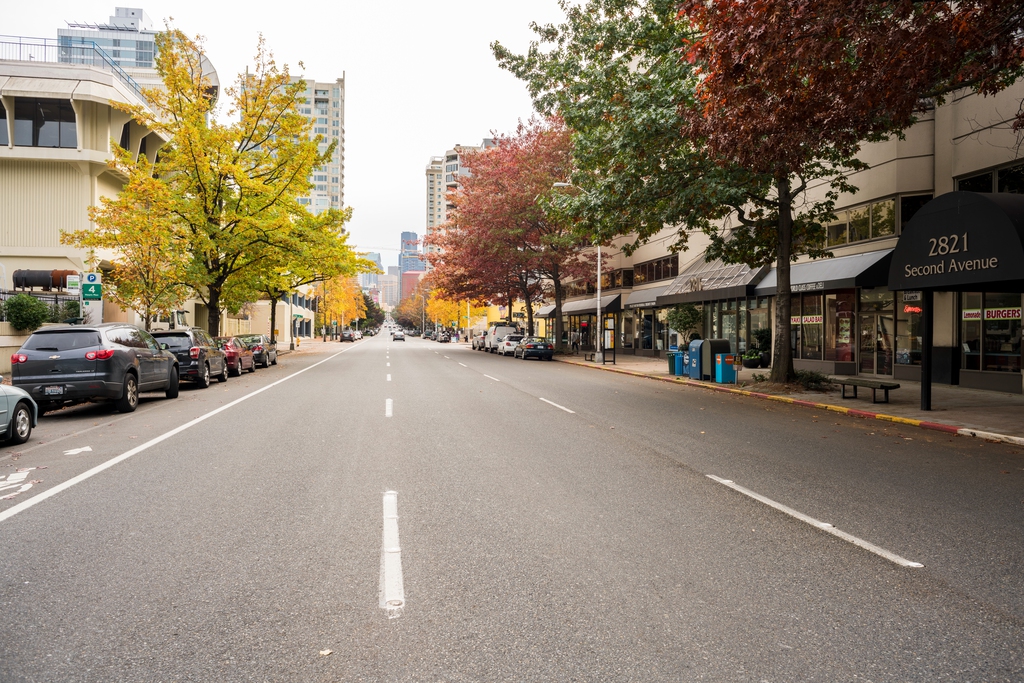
[44,385,64,396]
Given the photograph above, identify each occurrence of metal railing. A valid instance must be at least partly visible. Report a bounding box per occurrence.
[0,36,146,102]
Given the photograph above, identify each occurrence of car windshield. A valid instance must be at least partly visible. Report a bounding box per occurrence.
[153,333,192,350]
[23,330,102,351]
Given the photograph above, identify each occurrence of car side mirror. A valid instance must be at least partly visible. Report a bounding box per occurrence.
[161,343,169,350]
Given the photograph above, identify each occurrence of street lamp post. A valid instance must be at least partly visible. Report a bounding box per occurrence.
[595,242,603,364]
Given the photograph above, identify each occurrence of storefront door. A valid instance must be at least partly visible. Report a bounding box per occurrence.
[859,314,894,375]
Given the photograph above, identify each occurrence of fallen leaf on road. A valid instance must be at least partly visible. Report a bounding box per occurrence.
[319,649,332,656]
[700,431,705,434]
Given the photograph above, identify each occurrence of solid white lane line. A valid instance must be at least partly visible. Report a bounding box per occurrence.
[458,362,466,367]
[540,398,575,414]
[379,490,405,618]
[483,375,500,382]
[387,374,391,382]
[705,475,924,568]
[385,399,393,417]
[0,345,359,525]
[443,356,449,359]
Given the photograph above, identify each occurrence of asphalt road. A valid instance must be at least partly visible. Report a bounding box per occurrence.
[0,335,1022,681]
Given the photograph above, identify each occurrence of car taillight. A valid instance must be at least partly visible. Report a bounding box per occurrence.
[10,354,27,364]
[85,349,116,361]
[189,347,201,359]
[254,345,263,352]
[547,344,553,349]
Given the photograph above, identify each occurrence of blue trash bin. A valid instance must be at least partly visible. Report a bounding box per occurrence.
[674,353,685,376]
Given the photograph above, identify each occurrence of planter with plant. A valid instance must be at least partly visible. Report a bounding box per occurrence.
[742,350,762,369]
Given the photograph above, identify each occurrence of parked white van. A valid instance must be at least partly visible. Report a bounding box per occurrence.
[485,324,519,353]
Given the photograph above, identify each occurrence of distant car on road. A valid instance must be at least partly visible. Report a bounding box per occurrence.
[152,327,228,388]
[13,324,180,413]
[515,337,555,361]
[0,378,37,445]
[393,330,406,341]
[498,334,524,356]
[340,329,356,342]
[237,334,277,368]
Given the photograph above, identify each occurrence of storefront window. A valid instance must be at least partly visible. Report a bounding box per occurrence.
[641,311,654,349]
[738,299,748,353]
[621,312,634,349]
[801,294,823,360]
[825,290,856,362]
[961,292,982,371]
[982,293,1022,372]
[895,292,923,365]
[790,295,801,358]
[655,308,668,350]
[860,288,894,312]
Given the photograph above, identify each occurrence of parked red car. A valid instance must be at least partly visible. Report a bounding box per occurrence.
[214,337,255,376]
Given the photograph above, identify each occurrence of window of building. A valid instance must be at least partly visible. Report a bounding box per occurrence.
[895,291,923,366]
[0,105,8,146]
[900,194,932,231]
[14,98,76,148]
[827,211,848,246]
[998,163,1024,194]
[633,255,678,284]
[958,172,994,192]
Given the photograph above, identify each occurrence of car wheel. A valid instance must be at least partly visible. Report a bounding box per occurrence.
[230,362,241,377]
[198,363,211,389]
[165,367,180,399]
[217,362,229,382]
[9,402,32,445]
[262,356,270,368]
[248,360,256,373]
[116,373,139,413]
[271,354,277,366]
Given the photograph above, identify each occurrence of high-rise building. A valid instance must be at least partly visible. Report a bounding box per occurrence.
[294,77,345,215]
[424,139,495,267]
[387,266,400,277]
[360,252,382,289]
[378,275,399,308]
[400,231,425,273]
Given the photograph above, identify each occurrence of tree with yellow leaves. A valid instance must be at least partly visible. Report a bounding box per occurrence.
[316,277,365,332]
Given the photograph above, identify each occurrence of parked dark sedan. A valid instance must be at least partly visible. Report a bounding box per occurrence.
[237,334,277,368]
[151,327,228,388]
[11,324,179,414]
[214,336,255,376]
[514,337,555,361]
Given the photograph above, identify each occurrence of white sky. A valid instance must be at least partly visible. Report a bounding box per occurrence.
[8,1,568,269]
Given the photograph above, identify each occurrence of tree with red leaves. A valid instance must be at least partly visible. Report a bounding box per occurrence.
[677,0,1024,380]
[426,118,591,347]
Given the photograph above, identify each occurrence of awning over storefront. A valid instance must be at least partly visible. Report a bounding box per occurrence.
[623,285,670,310]
[561,294,622,314]
[888,191,1024,292]
[658,257,768,305]
[755,249,893,296]
[536,304,555,318]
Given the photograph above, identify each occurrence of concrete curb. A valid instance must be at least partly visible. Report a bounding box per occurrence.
[555,357,1024,447]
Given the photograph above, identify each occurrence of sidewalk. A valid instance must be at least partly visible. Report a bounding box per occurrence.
[556,353,1024,445]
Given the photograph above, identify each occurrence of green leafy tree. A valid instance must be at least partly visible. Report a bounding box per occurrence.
[121,29,340,336]
[495,0,854,381]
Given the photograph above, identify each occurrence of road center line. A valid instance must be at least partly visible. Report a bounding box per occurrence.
[385,399,393,417]
[0,345,359,524]
[379,490,405,618]
[387,362,390,367]
[483,375,500,382]
[387,374,391,381]
[705,475,924,568]
[539,398,576,414]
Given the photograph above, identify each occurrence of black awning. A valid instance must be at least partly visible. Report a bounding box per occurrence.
[561,294,621,314]
[623,284,670,310]
[888,192,1024,292]
[755,249,892,296]
[658,257,768,305]
[536,304,555,318]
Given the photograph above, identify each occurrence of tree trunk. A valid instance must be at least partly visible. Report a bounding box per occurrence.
[268,294,279,344]
[206,289,222,337]
[770,175,796,383]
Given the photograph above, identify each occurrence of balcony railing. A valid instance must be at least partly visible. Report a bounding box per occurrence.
[0,36,146,102]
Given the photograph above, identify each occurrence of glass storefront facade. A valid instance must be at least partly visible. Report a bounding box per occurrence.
[961,292,1022,373]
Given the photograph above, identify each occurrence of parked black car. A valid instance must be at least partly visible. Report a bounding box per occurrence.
[515,337,555,361]
[151,327,228,388]
[237,334,278,368]
[11,323,179,414]
[340,329,356,342]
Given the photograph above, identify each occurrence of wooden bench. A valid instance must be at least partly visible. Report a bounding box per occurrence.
[583,352,595,362]
[836,377,901,404]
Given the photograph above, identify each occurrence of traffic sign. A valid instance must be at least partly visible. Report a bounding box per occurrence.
[84,272,102,284]
[82,283,103,300]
